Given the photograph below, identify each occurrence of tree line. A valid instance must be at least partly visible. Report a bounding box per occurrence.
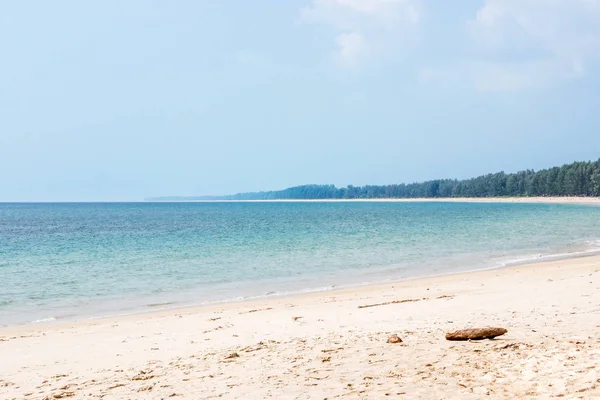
[224,159,600,200]
[147,159,600,201]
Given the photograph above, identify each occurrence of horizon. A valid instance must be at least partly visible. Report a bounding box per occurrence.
[0,157,597,203]
[2,1,600,202]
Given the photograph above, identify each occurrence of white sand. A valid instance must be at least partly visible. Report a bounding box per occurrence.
[2,255,600,399]
[164,197,600,205]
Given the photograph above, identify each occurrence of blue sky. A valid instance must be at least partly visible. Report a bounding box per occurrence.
[1,0,599,201]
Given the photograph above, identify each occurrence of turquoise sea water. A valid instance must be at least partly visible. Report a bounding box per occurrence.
[1,202,599,326]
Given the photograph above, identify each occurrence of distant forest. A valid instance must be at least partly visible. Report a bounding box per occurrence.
[148,159,600,201]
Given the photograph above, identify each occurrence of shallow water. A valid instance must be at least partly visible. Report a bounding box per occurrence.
[1,201,599,326]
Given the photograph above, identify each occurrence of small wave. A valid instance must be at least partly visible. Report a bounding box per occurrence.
[584,239,600,247]
[31,317,56,324]
[499,246,600,268]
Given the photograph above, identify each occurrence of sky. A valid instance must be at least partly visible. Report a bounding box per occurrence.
[1,0,600,201]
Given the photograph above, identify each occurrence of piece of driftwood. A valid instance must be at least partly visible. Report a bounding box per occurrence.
[445,327,507,341]
[358,295,454,309]
[358,298,426,309]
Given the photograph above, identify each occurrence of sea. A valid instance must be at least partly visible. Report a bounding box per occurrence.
[1,201,599,326]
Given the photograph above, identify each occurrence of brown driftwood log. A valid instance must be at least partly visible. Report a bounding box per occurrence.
[445,327,507,341]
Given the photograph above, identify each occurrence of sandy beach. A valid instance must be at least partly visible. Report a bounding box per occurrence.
[2,255,600,399]
[159,197,600,205]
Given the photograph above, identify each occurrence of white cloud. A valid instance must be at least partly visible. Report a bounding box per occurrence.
[468,0,600,91]
[301,0,420,68]
[303,0,600,88]
[418,0,600,92]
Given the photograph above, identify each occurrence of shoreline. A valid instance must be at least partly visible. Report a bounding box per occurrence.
[3,251,600,334]
[2,255,600,398]
[5,244,600,330]
[146,196,600,205]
